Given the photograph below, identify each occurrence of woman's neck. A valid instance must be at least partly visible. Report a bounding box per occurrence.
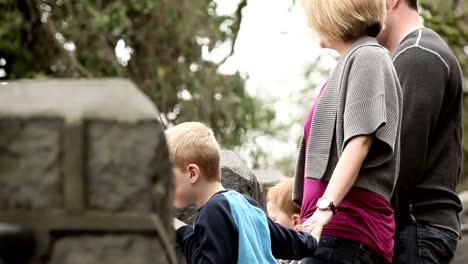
[332,39,355,56]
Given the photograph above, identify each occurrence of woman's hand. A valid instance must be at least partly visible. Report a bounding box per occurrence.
[296,209,332,242]
[310,223,324,242]
[302,209,333,232]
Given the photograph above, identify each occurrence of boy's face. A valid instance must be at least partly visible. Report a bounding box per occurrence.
[173,166,193,208]
[267,201,298,229]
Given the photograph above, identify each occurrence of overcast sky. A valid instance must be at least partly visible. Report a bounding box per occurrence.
[214,0,337,168]
[105,0,338,169]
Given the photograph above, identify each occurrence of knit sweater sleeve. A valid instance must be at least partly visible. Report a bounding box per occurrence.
[292,134,306,206]
[343,46,402,168]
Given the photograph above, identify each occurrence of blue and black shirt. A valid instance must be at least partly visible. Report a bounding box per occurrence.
[176,190,317,264]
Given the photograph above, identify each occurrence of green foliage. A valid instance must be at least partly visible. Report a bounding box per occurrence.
[274,155,297,177]
[420,0,468,76]
[0,0,275,149]
[420,0,468,190]
[460,96,468,191]
[274,56,334,176]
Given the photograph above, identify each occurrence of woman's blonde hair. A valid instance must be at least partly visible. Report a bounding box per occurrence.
[302,0,386,45]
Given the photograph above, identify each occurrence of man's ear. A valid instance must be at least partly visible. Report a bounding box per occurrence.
[292,213,301,226]
[187,164,201,184]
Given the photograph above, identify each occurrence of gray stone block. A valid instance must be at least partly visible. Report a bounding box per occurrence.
[87,121,160,212]
[0,79,175,263]
[220,150,264,206]
[49,235,168,264]
[0,118,63,209]
[0,79,159,124]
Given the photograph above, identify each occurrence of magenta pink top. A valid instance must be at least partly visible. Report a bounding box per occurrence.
[301,82,395,263]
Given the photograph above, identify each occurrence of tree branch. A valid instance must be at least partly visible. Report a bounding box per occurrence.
[33,0,92,77]
[217,0,247,66]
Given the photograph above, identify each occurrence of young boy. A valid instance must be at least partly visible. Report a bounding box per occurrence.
[166,122,321,264]
[267,178,303,264]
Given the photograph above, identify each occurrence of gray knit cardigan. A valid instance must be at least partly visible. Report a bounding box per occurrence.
[293,37,403,204]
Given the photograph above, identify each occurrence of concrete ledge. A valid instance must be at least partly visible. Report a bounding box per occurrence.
[0,79,158,124]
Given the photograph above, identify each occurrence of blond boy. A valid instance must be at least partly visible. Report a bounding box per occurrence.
[166,122,319,264]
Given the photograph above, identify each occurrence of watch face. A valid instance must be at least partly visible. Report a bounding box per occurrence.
[317,197,330,209]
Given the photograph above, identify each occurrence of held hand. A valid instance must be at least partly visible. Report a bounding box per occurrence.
[310,223,324,242]
[295,222,323,242]
[302,209,333,234]
[173,217,187,230]
[294,224,304,231]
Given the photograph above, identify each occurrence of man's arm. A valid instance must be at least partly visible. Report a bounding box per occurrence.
[392,47,448,205]
[394,47,447,153]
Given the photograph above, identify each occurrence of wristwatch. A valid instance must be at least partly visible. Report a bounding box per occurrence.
[317,197,337,215]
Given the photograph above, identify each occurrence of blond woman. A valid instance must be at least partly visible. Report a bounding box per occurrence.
[295,0,402,263]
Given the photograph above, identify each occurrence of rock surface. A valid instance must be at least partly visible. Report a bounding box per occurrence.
[49,235,165,264]
[0,118,63,209]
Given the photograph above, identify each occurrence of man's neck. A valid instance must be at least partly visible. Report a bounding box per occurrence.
[194,181,225,209]
[387,9,424,52]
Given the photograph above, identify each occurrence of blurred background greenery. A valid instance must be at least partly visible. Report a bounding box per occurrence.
[0,0,466,189]
[0,0,275,151]
[419,0,468,190]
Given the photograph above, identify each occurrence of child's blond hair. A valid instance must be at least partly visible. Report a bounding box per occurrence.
[301,0,386,45]
[267,178,300,216]
[165,122,221,181]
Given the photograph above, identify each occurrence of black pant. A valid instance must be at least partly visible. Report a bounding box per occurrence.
[301,235,388,264]
[392,223,458,264]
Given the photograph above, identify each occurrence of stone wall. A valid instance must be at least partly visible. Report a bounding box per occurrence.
[0,79,176,264]
[0,118,64,209]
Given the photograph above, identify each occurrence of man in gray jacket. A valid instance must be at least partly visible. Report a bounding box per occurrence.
[377,0,464,263]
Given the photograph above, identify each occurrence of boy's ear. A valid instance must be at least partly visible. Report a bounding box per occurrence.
[187,164,201,184]
[292,213,301,226]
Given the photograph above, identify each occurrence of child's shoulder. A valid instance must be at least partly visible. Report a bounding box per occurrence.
[217,190,261,207]
[203,190,262,214]
[203,190,231,208]
[201,190,247,213]
[195,191,233,223]
[202,190,264,216]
